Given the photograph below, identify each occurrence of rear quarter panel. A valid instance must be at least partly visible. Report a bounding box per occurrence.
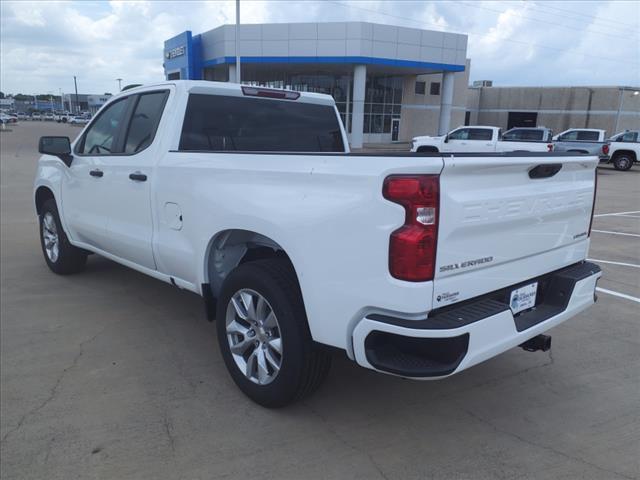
[153,152,443,351]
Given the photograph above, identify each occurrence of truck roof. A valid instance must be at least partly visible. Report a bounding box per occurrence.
[112,80,337,107]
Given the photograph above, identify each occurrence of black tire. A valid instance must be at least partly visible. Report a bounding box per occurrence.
[39,199,87,274]
[613,153,634,171]
[216,258,331,407]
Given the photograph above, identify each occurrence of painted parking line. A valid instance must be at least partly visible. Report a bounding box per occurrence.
[594,210,640,217]
[588,258,640,269]
[591,230,640,238]
[596,287,640,304]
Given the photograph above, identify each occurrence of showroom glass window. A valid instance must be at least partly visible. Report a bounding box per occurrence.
[78,98,129,154]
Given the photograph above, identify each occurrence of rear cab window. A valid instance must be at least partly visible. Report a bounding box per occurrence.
[179,94,345,152]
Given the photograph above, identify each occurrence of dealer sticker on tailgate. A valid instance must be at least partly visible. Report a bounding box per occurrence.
[509,282,538,314]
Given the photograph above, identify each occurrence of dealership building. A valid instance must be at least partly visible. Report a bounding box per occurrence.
[164,22,469,147]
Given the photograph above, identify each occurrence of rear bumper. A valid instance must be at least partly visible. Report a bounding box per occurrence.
[352,262,601,378]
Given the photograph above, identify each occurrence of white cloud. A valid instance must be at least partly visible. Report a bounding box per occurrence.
[0,0,638,95]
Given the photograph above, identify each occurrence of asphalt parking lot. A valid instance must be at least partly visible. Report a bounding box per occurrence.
[1,122,639,480]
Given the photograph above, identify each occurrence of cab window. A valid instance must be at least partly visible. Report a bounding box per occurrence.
[77,98,129,155]
[448,128,470,140]
[123,91,169,154]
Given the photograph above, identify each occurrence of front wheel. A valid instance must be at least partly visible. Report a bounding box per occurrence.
[613,153,634,171]
[216,258,331,407]
[39,199,87,274]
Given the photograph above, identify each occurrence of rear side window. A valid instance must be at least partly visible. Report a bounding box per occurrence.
[503,129,544,141]
[469,128,493,140]
[179,94,344,152]
[576,131,600,141]
[124,91,169,154]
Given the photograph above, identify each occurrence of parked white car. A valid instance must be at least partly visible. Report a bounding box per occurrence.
[604,130,639,171]
[68,115,90,125]
[31,113,42,121]
[34,81,601,406]
[411,126,553,153]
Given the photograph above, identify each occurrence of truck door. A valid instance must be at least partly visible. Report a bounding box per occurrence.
[103,90,170,270]
[62,96,131,251]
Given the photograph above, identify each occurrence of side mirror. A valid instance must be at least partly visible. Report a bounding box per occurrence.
[39,136,73,167]
[444,135,449,143]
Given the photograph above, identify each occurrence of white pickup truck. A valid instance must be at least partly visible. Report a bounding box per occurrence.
[411,126,553,153]
[605,130,639,171]
[34,81,601,407]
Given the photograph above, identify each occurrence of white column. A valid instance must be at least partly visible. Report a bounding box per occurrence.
[438,71,455,135]
[229,64,237,83]
[351,64,367,149]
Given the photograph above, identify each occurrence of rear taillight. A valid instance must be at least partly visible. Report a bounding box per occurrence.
[547,143,554,152]
[588,169,598,237]
[383,175,439,282]
[602,144,609,155]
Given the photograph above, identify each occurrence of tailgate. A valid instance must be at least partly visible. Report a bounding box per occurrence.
[433,154,597,307]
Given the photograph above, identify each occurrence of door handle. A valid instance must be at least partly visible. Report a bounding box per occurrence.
[89,169,103,178]
[129,172,147,182]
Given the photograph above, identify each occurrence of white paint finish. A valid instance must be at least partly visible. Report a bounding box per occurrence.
[588,258,640,268]
[443,32,458,49]
[456,35,468,51]
[239,40,262,56]
[372,23,398,42]
[433,153,597,305]
[261,40,289,56]
[421,30,444,47]
[240,24,262,40]
[594,210,640,217]
[371,40,397,59]
[346,21,372,40]
[346,39,363,56]
[353,273,600,377]
[288,23,317,40]
[442,48,457,64]
[351,65,366,149]
[261,23,289,40]
[317,39,346,57]
[222,24,236,42]
[596,287,640,303]
[221,41,236,57]
[317,22,347,39]
[455,50,467,65]
[420,46,442,63]
[396,43,420,61]
[592,230,640,238]
[288,40,317,57]
[36,81,600,378]
[397,27,421,45]
[438,71,455,135]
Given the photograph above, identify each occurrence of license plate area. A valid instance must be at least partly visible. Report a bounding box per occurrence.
[509,282,538,314]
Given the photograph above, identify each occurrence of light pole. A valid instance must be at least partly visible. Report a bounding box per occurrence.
[73,75,79,113]
[235,0,241,83]
[116,78,122,91]
[614,87,640,134]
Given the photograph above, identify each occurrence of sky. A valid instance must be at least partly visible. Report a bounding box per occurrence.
[1,0,639,95]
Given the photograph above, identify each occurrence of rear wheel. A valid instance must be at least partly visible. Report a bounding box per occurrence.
[39,199,87,274]
[612,153,634,171]
[216,258,331,407]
